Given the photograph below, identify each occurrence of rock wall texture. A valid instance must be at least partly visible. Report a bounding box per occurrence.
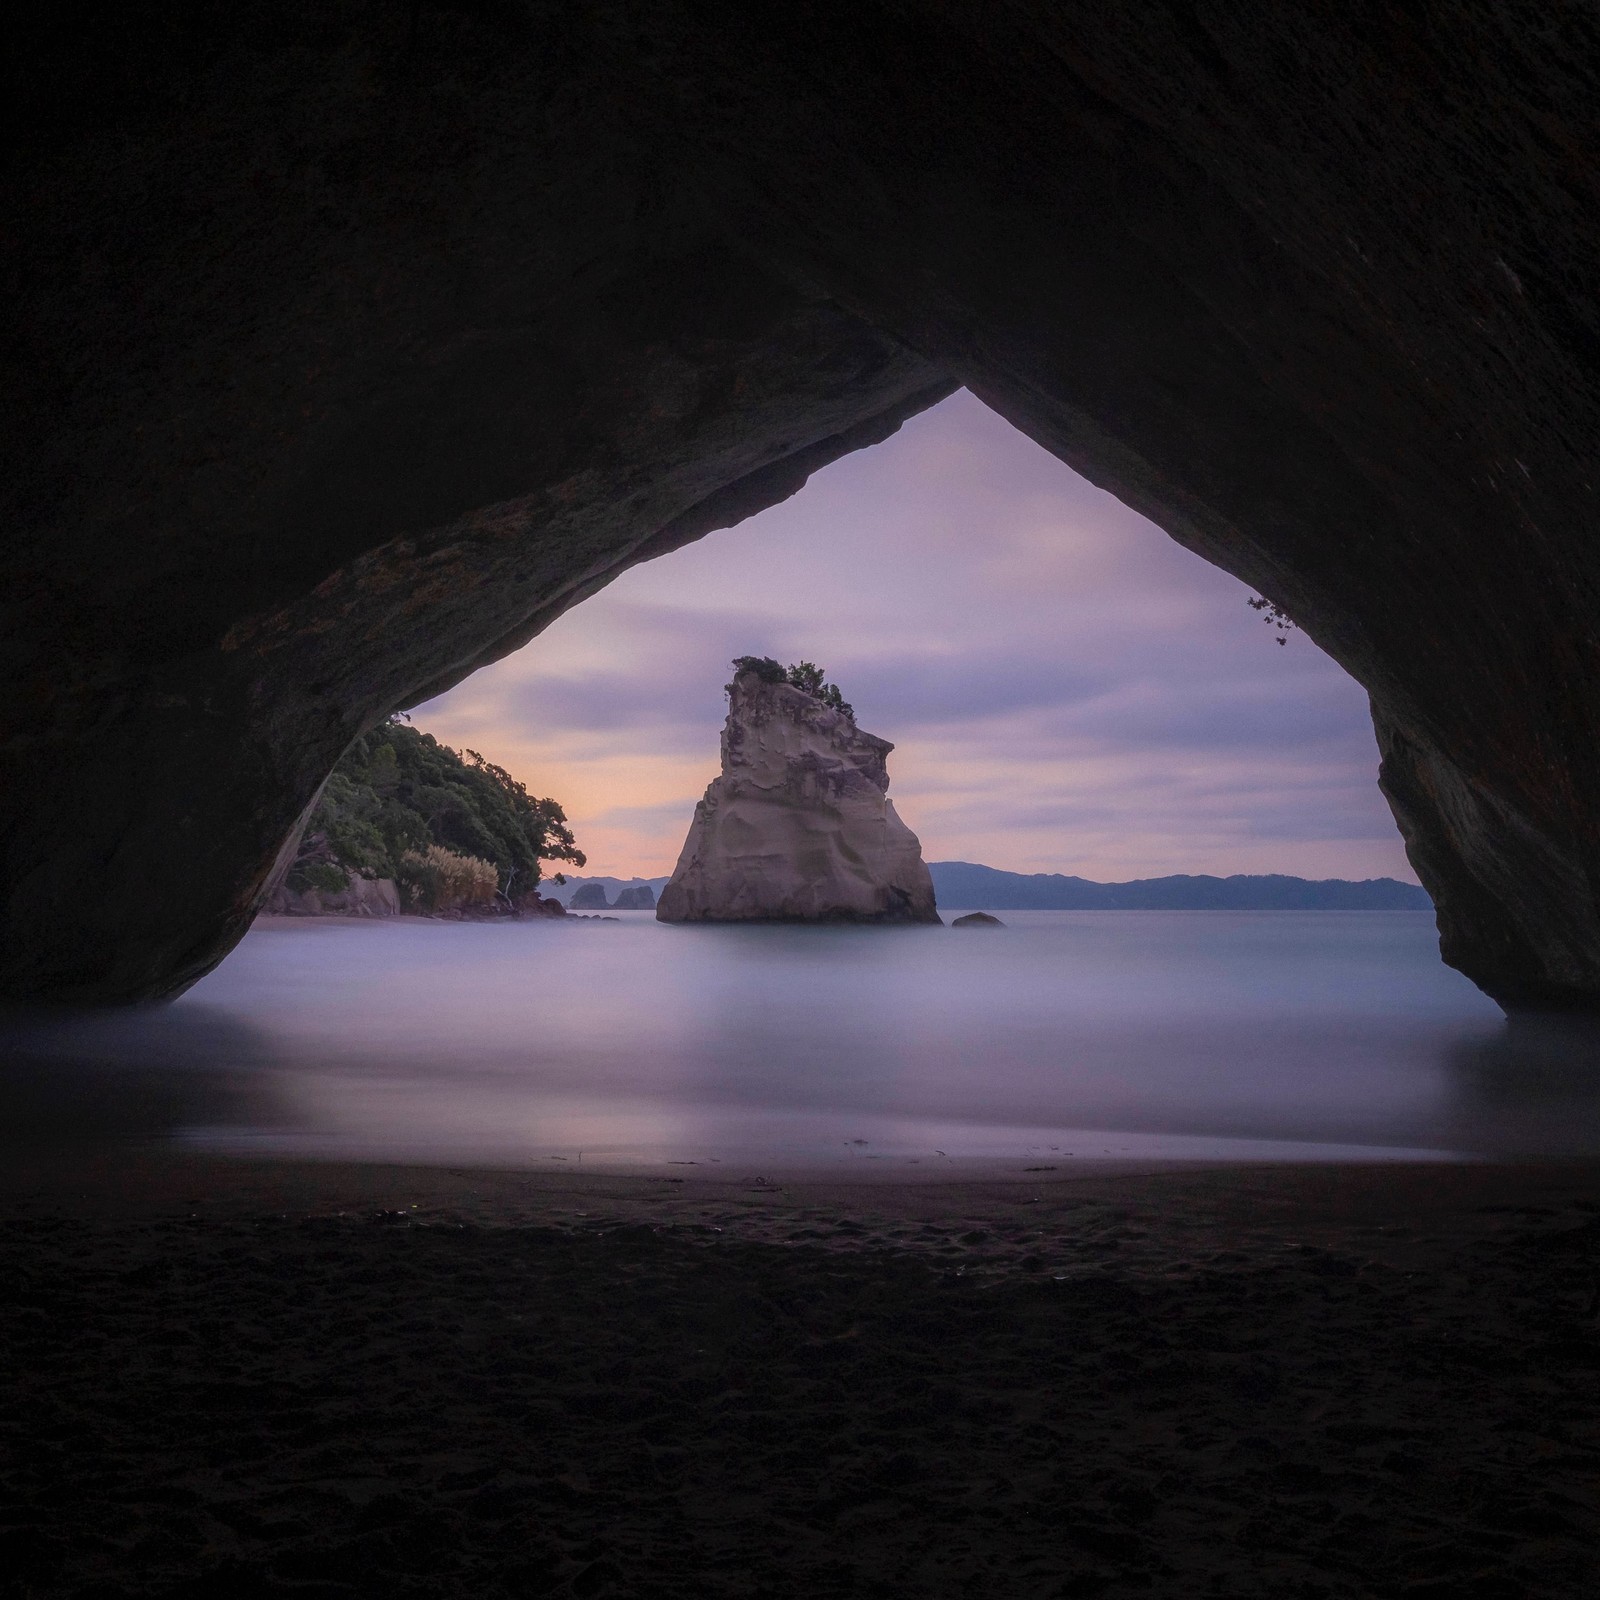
[7,1,1600,1008]
[2,2,949,1002]
[657,674,939,925]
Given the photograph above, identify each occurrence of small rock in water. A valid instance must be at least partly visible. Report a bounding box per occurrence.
[952,912,1005,928]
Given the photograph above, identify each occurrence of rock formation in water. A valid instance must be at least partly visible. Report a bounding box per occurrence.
[9,4,1600,1008]
[569,883,611,911]
[512,892,567,919]
[613,885,656,910]
[657,670,939,925]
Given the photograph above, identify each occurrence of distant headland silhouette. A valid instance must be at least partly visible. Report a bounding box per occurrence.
[549,863,1431,913]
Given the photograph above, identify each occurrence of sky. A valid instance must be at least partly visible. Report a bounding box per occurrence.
[413,390,1417,885]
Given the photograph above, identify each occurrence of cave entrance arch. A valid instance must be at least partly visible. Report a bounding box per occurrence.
[411,389,1414,907]
[8,2,1598,1011]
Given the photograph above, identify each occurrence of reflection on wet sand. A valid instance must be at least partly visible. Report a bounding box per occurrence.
[0,1005,287,1147]
[5,912,1600,1168]
[1444,1013,1600,1157]
[3,922,1598,1598]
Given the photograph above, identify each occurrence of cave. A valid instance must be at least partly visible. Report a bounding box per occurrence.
[8,0,1600,1011]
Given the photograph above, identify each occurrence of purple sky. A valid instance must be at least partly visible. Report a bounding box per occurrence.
[415,390,1417,883]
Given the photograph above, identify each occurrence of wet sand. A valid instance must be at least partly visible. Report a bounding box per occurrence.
[4,1152,1599,1597]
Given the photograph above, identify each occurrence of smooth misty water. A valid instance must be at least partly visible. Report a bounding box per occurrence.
[7,911,1600,1168]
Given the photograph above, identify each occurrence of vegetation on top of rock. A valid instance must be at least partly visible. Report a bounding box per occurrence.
[729,656,854,720]
[729,655,787,686]
[284,721,584,904]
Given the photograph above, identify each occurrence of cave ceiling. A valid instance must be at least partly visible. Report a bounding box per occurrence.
[5,1,1600,1010]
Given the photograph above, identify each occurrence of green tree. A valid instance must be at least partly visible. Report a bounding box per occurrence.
[728,654,786,686]
[727,656,854,720]
[291,723,585,897]
[785,660,853,719]
[786,660,826,696]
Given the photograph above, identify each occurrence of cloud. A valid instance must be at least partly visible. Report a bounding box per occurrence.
[414,389,1414,882]
[589,797,705,829]
[841,650,1115,728]
[1044,674,1374,752]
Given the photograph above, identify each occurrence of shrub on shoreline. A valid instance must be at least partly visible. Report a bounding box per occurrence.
[397,844,500,913]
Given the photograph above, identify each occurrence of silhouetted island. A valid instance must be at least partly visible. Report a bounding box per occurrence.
[930,862,1432,912]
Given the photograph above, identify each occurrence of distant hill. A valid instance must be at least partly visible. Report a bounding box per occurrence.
[553,864,1432,912]
[544,874,672,908]
[929,862,1432,911]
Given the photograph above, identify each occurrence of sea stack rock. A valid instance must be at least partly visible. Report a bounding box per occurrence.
[657,666,940,924]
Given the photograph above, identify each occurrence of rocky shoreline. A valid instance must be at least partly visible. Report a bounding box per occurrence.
[264,879,569,922]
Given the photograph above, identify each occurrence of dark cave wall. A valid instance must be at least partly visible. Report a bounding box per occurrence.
[607,0,1600,1009]
[5,1,1600,1007]
[2,2,949,1001]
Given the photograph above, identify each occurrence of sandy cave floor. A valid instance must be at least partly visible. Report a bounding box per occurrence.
[2,1156,1599,1599]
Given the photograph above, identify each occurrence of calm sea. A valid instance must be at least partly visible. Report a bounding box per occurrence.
[7,911,1600,1168]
